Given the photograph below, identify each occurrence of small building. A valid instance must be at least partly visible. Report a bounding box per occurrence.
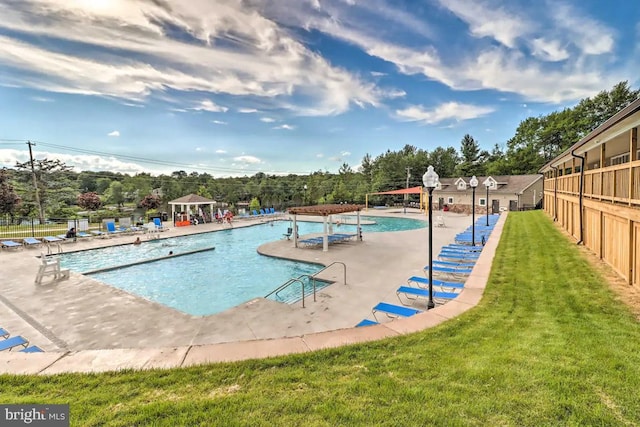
[433,175,543,214]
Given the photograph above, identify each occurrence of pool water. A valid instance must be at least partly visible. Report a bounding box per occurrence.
[59,215,425,316]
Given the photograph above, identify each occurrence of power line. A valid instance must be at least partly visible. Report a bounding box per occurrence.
[1,138,315,176]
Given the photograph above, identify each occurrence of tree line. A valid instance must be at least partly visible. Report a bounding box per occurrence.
[0,82,638,221]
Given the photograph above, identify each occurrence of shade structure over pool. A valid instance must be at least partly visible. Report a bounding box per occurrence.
[287,204,364,252]
[365,186,425,213]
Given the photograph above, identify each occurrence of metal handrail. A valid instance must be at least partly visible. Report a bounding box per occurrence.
[274,274,310,300]
[264,262,348,308]
[265,277,307,307]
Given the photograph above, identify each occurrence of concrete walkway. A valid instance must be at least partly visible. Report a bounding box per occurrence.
[0,209,505,374]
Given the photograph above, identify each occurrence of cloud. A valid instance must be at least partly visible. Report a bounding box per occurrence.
[281,0,627,103]
[238,108,258,113]
[340,151,351,156]
[30,96,54,102]
[0,148,147,174]
[436,0,530,48]
[260,117,276,122]
[211,120,227,125]
[530,38,569,62]
[233,155,262,164]
[396,102,494,124]
[191,99,228,113]
[0,0,383,116]
[273,124,294,130]
[550,3,615,55]
[215,149,227,154]
[107,130,120,137]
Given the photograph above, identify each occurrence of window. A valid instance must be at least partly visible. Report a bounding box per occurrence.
[610,153,629,166]
[447,197,453,204]
[479,198,486,206]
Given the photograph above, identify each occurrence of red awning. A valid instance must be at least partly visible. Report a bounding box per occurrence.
[369,186,423,195]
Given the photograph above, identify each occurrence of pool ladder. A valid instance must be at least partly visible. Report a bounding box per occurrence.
[264,262,347,308]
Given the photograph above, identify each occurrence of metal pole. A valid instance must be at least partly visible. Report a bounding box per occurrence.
[404,167,411,214]
[27,141,44,224]
[486,185,490,226]
[427,188,435,310]
[471,186,476,246]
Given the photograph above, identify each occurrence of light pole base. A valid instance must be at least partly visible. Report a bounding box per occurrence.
[427,301,435,310]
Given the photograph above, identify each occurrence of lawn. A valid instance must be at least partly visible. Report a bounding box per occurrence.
[2,211,640,426]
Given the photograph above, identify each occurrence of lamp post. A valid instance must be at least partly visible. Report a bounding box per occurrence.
[303,185,307,206]
[422,165,439,310]
[483,178,491,226]
[469,175,478,246]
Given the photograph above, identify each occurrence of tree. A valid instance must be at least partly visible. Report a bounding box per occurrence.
[455,134,487,177]
[14,158,73,221]
[0,169,21,218]
[249,197,261,211]
[77,192,102,211]
[139,194,161,211]
[428,147,459,178]
[105,181,125,208]
[197,185,212,199]
[484,144,511,175]
[575,81,640,133]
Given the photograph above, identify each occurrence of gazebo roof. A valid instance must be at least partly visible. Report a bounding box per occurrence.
[287,204,363,216]
[369,186,423,195]
[169,194,216,204]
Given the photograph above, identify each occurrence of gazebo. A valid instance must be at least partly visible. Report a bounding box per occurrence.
[287,204,363,252]
[168,194,219,226]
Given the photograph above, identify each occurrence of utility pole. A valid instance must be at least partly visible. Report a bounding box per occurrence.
[404,166,411,214]
[27,141,44,223]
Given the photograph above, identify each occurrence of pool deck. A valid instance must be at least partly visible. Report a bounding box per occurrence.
[0,209,504,374]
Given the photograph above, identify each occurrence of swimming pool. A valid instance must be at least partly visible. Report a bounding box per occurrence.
[59,215,425,316]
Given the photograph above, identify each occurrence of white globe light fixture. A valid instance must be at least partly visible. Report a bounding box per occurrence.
[422,165,440,310]
[469,176,478,246]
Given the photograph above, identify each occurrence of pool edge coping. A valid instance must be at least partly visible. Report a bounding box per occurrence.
[0,213,505,375]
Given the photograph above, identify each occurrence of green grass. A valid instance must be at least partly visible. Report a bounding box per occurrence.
[2,211,640,426]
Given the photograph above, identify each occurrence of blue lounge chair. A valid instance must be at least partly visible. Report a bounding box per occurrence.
[0,335,29,351]
[23,237,42,247]
[434,260,475,268]
[106,222,123,236]
[299,237,323,247]
[408,276,465,291]
[1,240,22,250]
[372,302,421,321]
[424,265,473,278]
[19,345,44,353]
[153,218,167,231]
[396,286,459,305]
[443,244,483,252]
[0,328,9,338]
[439,252,480,261]
[440,247,481,255]
[76,231,92,239]
[355,319,379,327]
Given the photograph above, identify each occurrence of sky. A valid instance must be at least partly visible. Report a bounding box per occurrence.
[0,0,638,177]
